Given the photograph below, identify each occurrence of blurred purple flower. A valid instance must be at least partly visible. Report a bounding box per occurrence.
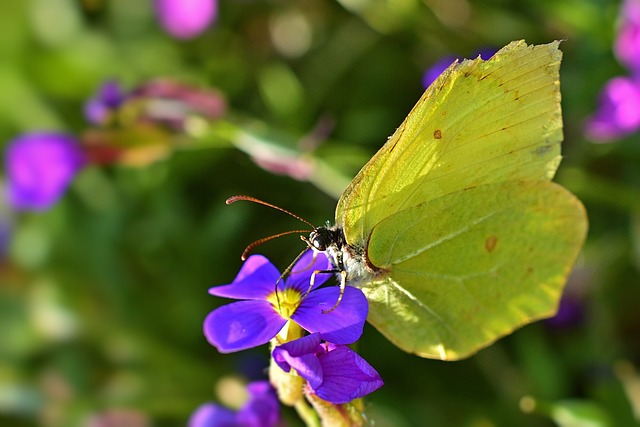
[204,250,368,353]
[154,0,217,39]
[272,333,383,404]
[545,293,584,329]
[5,133,86,211]
[422,48,496,89]
[587,0,640,142]
[615,0,640,73]
[85,80,126,125]
[584,76,640,142]
[422,55,457,89]
[615,22,640,73]
[188,381,280,427]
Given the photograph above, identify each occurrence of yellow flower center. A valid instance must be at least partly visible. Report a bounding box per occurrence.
[266,287,303,319]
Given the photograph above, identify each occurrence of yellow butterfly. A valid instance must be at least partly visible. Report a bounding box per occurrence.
[234,40,588,360]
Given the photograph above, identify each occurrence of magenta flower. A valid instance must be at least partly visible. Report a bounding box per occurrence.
[422,48,495,89]
[5,133,86,211]
[204,250,368,353]
[154,0,217,39]
[272,333,384,404]
[584,76,640,142]
[188,381,280,427]
[615,22,640,73]
[615,0,640,73]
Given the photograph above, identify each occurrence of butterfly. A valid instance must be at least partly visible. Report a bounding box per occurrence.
[231,40,587,360]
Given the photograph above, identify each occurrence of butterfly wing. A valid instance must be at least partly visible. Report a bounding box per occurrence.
[336,40,564,246]
[362,180,587,360]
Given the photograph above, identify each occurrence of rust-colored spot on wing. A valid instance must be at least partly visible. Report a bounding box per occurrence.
[484,235,498,253]
[434,129,442,139]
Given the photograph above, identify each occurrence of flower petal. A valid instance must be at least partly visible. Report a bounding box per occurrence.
[292,286,368,344]
[314,346,384,404]
[237,381,280,427]
[208,255,281,300]
[585,76,640,142]
[187,403,237,427]
[272,333,323,389]
[285,250,333,294]
[204,300,285,353]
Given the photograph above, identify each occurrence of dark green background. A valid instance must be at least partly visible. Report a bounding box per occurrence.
[1,0,638,426]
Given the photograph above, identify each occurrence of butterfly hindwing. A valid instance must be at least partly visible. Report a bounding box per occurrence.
[360,180,587,360]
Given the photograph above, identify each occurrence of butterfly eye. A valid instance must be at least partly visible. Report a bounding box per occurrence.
[309,230,327,251]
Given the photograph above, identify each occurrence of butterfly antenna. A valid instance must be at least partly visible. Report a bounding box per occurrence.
[227,195,316,259]
[240,229,311,261]
[226,195,316,228]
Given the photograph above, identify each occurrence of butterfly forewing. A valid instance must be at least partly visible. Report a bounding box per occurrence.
[336,40,564,248]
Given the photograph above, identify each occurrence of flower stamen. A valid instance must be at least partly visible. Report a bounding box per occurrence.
[267,288,302,319]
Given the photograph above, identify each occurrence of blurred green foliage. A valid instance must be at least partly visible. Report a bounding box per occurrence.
[1,0,640,426]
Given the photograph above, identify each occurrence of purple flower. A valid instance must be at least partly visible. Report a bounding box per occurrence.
[188,381,280,427]
[84,80,126,125]
[154,0,217,39]
[189,404,236,427]
[615,0,640,73]
[272,333,384,404]
[615,22,640,73]
[545,293,584,329]
[422,48,496,89]
[422,55,457,89]
[584,76,640,142]
[204,250,368,353]
[5,133,86,211]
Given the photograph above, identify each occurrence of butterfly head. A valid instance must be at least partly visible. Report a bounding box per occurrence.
[307,226,344,252]
[308,227,330,251]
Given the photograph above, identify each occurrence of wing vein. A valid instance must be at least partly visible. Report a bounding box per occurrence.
[385,277,452,358]
[390,210,497,264]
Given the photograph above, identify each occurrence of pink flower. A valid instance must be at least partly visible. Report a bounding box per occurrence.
[584,76,640,142]
[154,0,217,39]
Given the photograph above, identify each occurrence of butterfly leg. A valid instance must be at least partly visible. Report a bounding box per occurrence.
[321,269,347,314]
[302,267,340,300]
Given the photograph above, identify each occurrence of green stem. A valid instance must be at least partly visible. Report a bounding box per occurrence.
[295,398,321,427]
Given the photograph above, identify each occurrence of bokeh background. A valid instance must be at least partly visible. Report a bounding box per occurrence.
[1,0,639,426]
